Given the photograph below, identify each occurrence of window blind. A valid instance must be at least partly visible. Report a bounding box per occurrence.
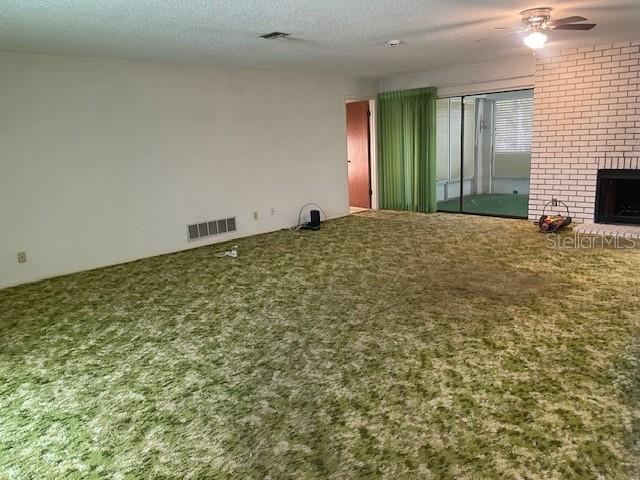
[435,98,451,182]
[494,98,533,153]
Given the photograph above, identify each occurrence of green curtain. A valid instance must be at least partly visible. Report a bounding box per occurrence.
[377,87,437,212]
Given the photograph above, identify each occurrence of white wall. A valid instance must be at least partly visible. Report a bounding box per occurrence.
[380,56,535,97]
[0,53,378,288]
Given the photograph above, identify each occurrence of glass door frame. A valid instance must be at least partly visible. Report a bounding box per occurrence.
[437,87,533,220]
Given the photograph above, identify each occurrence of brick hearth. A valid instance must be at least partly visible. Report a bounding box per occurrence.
[574,222,640,239]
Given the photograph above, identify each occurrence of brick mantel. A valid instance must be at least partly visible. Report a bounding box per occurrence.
[528,41,640,223]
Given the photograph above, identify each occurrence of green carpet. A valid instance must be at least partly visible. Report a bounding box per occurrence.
[438,193,529,217]
[1,211,640,479]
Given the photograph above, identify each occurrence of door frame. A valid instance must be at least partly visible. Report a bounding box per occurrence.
[436,87,533,220]
[345,97,378,210]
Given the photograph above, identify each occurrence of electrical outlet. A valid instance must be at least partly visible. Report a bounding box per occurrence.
[253,211,258,220]
[17,251,27,264]
[271,208,275,216]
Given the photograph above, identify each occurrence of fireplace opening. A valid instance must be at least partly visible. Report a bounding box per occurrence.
[595,169,640,225]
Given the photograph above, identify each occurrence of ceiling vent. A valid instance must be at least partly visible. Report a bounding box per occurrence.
[260,32,291,40]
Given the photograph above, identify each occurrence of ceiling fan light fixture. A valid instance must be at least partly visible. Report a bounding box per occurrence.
[480,8,596,48]
[523,31,548,50]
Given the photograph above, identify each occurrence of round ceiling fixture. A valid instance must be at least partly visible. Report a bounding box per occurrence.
[523,30,548,49]
[520,7,553,28]
[521,7,551,49]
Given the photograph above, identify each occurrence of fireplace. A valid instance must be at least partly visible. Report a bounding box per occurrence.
[595,169,640,225]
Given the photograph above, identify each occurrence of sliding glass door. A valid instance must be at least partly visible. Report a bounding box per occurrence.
[435,97,461,212]
[436,89,533,218]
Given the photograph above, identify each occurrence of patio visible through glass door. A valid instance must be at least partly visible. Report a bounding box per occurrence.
[436,89,533,218]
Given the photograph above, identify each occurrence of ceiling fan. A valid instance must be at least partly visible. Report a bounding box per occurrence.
[479,7,597,49]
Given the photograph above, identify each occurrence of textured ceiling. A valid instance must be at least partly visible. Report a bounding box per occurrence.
[0,0,639,78]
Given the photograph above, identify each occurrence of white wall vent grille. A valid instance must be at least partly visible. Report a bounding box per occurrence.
[187,217,236,241]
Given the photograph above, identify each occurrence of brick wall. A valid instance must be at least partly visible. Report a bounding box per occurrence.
[528,41,640,223]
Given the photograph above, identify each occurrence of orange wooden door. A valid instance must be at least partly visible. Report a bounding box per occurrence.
[346,101,371,209]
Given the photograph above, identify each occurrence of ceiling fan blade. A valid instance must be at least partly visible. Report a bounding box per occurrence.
[553,23,597,30]
[550,16,588,26]
[475,29,520,42]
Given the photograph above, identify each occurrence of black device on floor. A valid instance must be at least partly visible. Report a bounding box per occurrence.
[310,210,321,228]
[301,209,321,230]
